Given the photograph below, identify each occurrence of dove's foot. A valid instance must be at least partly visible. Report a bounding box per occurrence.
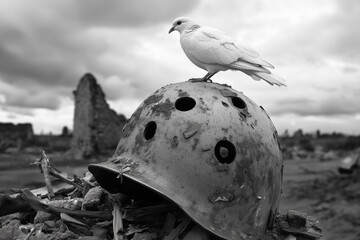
[188,78,212,83]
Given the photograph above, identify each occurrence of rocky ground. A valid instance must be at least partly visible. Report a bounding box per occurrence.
[280,152,360,240]
[0,149,358,239]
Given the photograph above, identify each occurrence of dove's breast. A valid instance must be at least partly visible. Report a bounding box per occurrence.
[180,33,208,71]
[179,30,230,74]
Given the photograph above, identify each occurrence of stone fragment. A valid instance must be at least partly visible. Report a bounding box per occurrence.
[78,236,103,240]
[46,198,82,210]
[0,219,25,240]
[133,232,157,240]
[284,235,296,240]
[48,229,79,240]
[91,225,108,238]
[34,211,58,224]
[44,220,56,228]
[82,186,104,210]
[287,210,307,228]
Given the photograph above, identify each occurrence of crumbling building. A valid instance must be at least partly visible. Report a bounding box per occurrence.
[71,73,126,159]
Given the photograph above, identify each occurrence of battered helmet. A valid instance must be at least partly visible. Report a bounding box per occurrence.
[89,81,283,239]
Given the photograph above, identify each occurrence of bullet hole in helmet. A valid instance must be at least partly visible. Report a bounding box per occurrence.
[214,140,236,164]
[222,101,229,107]
[175,97,196,111]
[231,97,246,109]
[144,121,156,140]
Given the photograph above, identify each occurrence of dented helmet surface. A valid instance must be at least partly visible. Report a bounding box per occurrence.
[88,81,283,240]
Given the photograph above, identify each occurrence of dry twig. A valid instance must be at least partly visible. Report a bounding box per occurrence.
[20,188,112,219]
[35,150,55,198]
[31,150,85,192]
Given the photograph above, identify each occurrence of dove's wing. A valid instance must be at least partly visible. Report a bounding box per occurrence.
[188,27,274,69]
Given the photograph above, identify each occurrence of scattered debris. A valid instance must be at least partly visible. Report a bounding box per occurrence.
[112,198,123,240]
[0,151,323,239]
[82,187,104,210]
[37,150,55,198]
[283,149,360,239]
[31,150,86,192]
[287,210,307,229]
[338,153,359,174]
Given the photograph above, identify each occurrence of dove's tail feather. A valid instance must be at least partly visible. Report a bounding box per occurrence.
[229,61,271,74]
[250,72,287,87]
[259,59,275,69]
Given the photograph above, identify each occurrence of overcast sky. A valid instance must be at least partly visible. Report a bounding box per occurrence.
[0,0,359,135]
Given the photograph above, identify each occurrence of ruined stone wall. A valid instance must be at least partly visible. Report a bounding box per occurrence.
[71,73,126,159]
[35,135,71,151]
[0,123,34,151]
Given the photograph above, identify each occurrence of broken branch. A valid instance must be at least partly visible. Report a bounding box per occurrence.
[20,188,112,219]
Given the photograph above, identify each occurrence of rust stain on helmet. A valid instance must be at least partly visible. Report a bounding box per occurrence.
[234,138,265,198]
[239,111,247,121]
[119,106,143,140]
[199,97,211,113]
[253,119,258,127]
[191,137,200,150]
[210,188,235,203]
[216,164,229,172]
[151,98,173,120]
[220,88,238,97]
[240,108,252,118]
[143,93,163,106]
[206,157,219,167]
[177,89,189,97]
[133,129,146,156]
[170,136,179,148]
[183,122,201,139]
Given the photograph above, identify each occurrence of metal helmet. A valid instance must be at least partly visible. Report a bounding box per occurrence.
[88,81,283,240]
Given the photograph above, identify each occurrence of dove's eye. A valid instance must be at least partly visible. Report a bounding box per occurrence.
[177,21,182,25]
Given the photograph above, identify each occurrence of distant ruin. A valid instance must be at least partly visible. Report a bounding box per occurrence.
[71,73,127,159]
[0,73,127,157]
[0,123,34,152]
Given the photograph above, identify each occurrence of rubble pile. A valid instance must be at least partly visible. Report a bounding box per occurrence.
[283,151,360,239]
[289,167,360,236]
[0,152,323,240]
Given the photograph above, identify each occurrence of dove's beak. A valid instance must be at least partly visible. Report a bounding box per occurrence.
[168,26,175,34]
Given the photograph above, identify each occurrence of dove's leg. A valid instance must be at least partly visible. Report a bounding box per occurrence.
[204,72,217,81]
[189,72,218,82]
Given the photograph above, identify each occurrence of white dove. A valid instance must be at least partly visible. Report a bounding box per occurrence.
[169,17,286,86]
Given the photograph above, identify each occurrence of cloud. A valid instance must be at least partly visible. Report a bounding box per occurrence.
[263,0,360,65]
[0,0,199,110]
[5,91,61,110]
[0,81,62,110]
[326,0,360,62]
[71,0,199,27]
[269,91,360,117]
[342,65,359,73]
[0,0,199,29]
[0,106,34,117]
